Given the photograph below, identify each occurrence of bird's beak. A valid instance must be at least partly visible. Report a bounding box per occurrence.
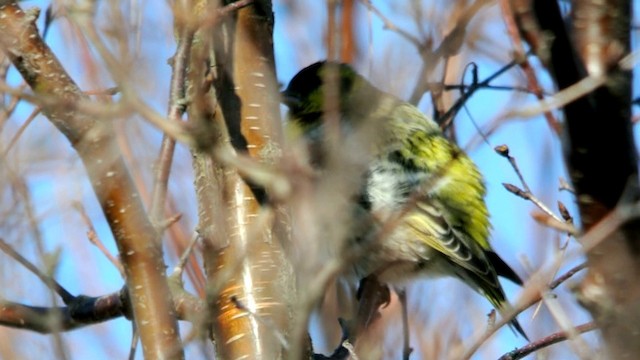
[280,89,301,109]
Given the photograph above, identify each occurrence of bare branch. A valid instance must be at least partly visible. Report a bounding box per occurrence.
[461,262,587,359]
[498,322,597,360]
[1,106,40,157]
[73,202,124,277]
[0,238,74,303]
[0,3,183,358]
[0,290,128,333]
[149,22,195,226]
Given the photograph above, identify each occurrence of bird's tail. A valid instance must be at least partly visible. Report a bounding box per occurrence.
[484,286,528,341]
[483,252,528,340]
[459,258,528,340]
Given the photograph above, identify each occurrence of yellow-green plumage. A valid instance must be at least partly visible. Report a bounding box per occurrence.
[282,61,526,338]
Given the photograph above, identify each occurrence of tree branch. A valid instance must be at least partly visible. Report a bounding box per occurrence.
[0,3,183,358]
[498,322,597,360]
[510,0,639,357]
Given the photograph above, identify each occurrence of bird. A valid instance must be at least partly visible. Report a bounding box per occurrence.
[281,61,527,338]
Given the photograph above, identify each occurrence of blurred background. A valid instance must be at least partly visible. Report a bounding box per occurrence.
[1,0,637,358]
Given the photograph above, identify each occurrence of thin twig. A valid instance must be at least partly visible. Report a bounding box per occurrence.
[502,75,606,119]
[410,0,493,106]
[1,106,40,157]
[460,262,587,359]
[503,182,568,226]
[438,58,521,129]
[0,84,27,127]
[72,202,124,277]
[71,14,192,144]
[0,238,74,303]
[433,82,544,95]
[156,213,183,231]
[531,212,579,235]
[149,22,195,225]
[498,322,597,360]
[128,323,139,360]
[548,263,587,289]
[83,87,119,96]
[495,145,573,229]
[498,0,561,134]
[540,289,592,358]
[172,232,199,278]
[357,0,422,48]
[494,145,531,192]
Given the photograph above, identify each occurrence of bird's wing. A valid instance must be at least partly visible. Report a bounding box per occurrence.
[404,199,495,281]
[404,198,528,339]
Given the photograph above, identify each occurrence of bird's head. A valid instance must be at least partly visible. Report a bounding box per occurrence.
[281,61,381,125]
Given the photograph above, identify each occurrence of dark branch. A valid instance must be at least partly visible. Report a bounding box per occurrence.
[437,58,522,129]
[0,285,204,334]
[0,289,128,334]
[498,322,597,360]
